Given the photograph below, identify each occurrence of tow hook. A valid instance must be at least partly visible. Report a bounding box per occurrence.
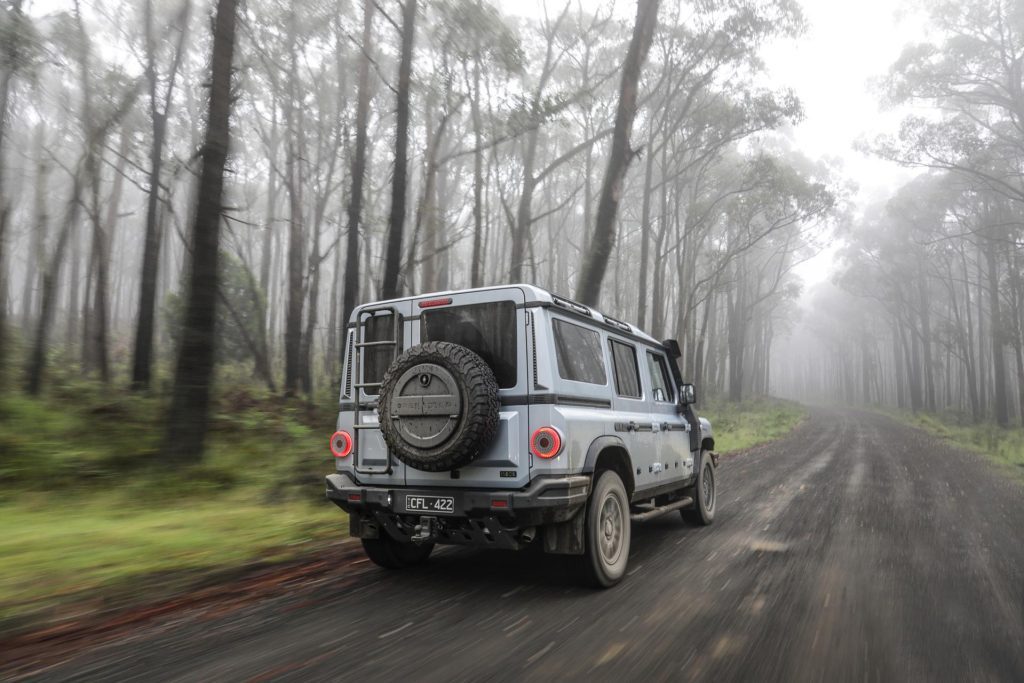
[412,516,438,543]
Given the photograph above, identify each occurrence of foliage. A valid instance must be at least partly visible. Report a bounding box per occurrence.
[894,410,1024,482]
[163,252,266,365]
[0,377,343,628]
[700,396,806,453]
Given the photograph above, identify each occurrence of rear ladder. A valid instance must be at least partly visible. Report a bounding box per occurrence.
[351,305,403,474]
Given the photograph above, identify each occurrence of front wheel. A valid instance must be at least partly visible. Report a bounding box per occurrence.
[681,450,716,525]
[361,536,434,569]
[579,469,631,588]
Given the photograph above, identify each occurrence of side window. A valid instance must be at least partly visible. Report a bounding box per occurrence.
[552,319,607,385]
[609,340,641,398]
[646,352,673,403]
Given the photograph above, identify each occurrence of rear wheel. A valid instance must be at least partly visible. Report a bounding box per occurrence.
[579,469,631,588]
[681,450,716,525]
[361,536,434,569]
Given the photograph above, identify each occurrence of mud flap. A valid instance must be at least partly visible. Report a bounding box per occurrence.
[542,508,585,555]
[349,512,380,539]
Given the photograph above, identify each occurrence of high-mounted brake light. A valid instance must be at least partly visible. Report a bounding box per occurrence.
[330,430,353,458]
[530,427,563,459]
[418,297,452,309]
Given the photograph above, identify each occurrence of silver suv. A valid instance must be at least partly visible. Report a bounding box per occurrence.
[326,284,717,587]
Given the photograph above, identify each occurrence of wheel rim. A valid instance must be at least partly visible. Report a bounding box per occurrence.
[702,462,715,510]
[598,493,625,565]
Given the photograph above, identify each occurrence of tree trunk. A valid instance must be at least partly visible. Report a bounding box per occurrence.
[300,224,321,396]
[25,171,84,394]
[131,0,190,390]
[727,276,747,403]
[341,0,374,349]
[575,0,660,307]
[381,0,417,300]
[635,126,655,328]
[162,0,238,462]
[87,130,129,383]
[21,125,48,330]
[509,131,538,282]
[0,0,25,375]
[283,8,306,396]
[326,220,341,382]
[469,51,485,288]
[984,234,1009,426]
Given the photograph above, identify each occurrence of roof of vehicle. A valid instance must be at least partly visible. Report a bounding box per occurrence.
[359,283,662,347]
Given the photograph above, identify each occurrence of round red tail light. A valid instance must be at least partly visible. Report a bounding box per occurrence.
[530,427,562,459]
[330,430,353,458]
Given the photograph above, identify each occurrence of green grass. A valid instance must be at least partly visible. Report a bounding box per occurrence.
[0,376,347,629]
[0,496,341,624]
[700,397,807,453]
[892,410,1024,481]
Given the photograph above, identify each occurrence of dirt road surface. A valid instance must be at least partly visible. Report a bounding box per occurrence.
[5,409,1024,681]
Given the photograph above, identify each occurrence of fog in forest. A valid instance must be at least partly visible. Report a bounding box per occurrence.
[2,0,1023,437]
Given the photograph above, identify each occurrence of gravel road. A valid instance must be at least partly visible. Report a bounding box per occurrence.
[6,409,1024,682]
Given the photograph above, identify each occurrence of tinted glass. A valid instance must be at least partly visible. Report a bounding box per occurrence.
[610,340,641,398]
[647,352,673,403]
[362,313,397,394]
[422,301,518,388]
[552,319,607,385]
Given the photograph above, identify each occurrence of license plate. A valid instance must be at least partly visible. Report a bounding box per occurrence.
[404,495,455,514]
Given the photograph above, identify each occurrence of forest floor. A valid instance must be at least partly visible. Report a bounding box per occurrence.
[889,410,1024,482]
[0,376,803,637]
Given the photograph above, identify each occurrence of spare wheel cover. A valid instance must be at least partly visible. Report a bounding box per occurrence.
[389,362,464,449]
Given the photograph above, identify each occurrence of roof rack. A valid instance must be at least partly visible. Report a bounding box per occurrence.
[551,294,592,317]
[602,315,631,333]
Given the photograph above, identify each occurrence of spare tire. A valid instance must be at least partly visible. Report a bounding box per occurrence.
[378,341,500,472]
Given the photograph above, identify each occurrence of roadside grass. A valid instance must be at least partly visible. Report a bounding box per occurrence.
[701,397,807,453]
[892,410,1024,481]
[0,373,346,629]
[0,496,340,625]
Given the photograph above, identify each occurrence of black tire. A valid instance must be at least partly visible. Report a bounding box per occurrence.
[361,536,434,569]
[682,450,716,525]
[579,469,631,588]
[378,341,499,472]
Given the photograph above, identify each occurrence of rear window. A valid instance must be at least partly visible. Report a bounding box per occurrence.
[552,319,606,385]
[610,340,641,398]
[422,301,518,388]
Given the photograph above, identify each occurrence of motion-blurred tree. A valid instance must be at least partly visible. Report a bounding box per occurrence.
[162,0,238,462]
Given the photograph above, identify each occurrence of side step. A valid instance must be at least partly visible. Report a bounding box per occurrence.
[630,497,693,522]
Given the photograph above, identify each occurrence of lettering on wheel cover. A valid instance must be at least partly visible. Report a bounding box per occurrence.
[389,363,463,448]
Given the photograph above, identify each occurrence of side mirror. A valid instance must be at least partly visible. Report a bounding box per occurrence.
[680,383,696,405]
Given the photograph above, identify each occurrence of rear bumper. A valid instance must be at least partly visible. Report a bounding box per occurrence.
[325,472,589,549]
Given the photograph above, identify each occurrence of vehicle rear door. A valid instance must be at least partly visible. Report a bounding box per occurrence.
[348,301,415,485]
[404,287,530,489]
